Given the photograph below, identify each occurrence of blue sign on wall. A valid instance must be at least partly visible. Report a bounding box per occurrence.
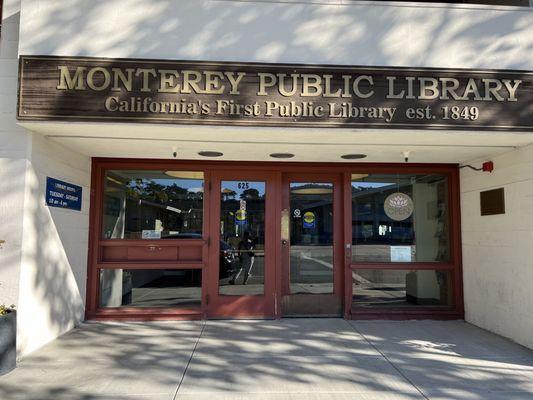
[46,177,82,211]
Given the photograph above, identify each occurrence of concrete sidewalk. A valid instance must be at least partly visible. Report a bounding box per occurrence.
[1,319,532,400]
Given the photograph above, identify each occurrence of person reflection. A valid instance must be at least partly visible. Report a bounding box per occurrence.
[229,231,255,285]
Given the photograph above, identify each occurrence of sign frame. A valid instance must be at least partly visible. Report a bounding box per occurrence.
[17,55,533,132]
[45,176,82,211]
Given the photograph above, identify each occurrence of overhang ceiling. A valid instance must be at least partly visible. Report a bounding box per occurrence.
[19,121,533,164]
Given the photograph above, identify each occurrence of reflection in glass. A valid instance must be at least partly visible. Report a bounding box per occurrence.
[351,174,449,263]
[102,170,204,239]
[99,269,201,308]
[218,181,266,296]
[290,182,333,294]
[352,269,452,308]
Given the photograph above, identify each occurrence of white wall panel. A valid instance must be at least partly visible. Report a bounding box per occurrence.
[19,0,533,70]
[461,144,533,349]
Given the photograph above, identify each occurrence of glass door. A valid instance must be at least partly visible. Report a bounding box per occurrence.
[207,171,277,318]
[281,173,343,316]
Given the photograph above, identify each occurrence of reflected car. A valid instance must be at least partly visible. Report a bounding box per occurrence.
[161,232,237,278]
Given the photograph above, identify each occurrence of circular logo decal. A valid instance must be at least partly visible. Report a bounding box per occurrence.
[384,192,414,221]
[303,211,316,228]
[293,209,301,218]
[235,209,247,225]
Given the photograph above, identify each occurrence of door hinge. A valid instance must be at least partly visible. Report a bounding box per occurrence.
[206,294,210,305]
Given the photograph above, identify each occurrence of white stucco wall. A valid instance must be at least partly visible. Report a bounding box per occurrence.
[17,134,90,356]
[461,145,533,349]
[18,0,533,70]
[1,0,91,357]
[0,0,28,309]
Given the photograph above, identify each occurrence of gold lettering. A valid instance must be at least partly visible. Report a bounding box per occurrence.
[104,96,119,111]
[439,78,461,100]
[56,66,86,90]
[264,101,279,116]
[503,79,521,102]
[182,70,203,94]
[158,69,180,93]
[323,75,341,98]
[483,78,504,101]
[204,71,225,94]
[135,68,157,92]
[353,75,374,99]
[277,73,299,97]
[111,68,134,92]
[87,67,111,91]
[301,74,322,97]
[418,77,439,100]
[405,77,416,99]
[460,79,483,101]
[257,73,276,96]
[341,75,352,98]
[224,72,246,95]
[386,76,404,99]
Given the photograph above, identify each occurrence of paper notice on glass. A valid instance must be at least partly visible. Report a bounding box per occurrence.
[142,230,161,239]
[390,246,412,262]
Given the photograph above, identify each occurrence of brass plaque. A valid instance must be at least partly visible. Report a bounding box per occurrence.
[18,56,533,131]
[281,208,290,242]
[480,188,505,216]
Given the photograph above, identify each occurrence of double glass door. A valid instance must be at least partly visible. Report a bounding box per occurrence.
[207,171,342,318]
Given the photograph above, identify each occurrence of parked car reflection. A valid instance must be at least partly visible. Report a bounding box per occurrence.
[161,232,237,279]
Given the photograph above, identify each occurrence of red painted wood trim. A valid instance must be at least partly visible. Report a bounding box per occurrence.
[281,172,344,313]
[343,172,353,319]
[99,239,204,246]
[96,262,205,269]
[86,158,463,321]
[206,170,277,318]
[349,263,456,270]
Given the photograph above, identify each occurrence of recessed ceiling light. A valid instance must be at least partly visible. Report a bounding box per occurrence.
[341,154,367,160]
[270,153,295,159]
[198,151,223,157]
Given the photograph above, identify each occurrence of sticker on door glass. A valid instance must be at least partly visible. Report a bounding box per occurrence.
[384,192,414,221]
[293,208,301,218]
[390,246,412,262]
[303,211,316,228]
[142,230,161,239]
[235,209,247,225]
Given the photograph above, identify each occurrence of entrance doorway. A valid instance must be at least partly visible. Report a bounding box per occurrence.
[281,174,343,316]
[207,171,344,318]
[207,171,277,318]
[86,159,463,321]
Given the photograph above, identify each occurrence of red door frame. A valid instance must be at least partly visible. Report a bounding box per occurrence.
[206,170,278,318]
[281,173,344,315]
[85,158,463,321]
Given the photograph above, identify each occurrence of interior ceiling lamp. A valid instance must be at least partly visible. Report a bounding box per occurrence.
[350,174,369,181]
[291,185,333,195]
[164,171,204,179]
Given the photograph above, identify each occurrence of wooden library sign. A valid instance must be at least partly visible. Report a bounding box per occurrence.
[18,56,533,131]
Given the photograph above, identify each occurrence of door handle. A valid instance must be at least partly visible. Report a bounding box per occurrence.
[345,243,351,258]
